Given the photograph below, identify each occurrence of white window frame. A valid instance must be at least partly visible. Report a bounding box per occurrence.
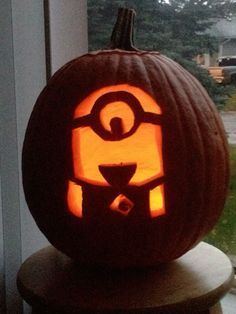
[0,1,88,312]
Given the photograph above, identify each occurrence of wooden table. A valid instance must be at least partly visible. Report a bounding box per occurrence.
[17,242,234,313]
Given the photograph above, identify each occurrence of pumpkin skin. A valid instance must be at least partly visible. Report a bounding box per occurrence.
[22,48,229,268]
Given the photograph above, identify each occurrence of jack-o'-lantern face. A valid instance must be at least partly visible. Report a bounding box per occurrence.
[67,84,165,219]
[22,7,229,267]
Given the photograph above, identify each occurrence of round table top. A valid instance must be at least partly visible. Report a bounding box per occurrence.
[17,242,234,313]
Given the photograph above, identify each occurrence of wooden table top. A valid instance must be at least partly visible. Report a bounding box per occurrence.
[17,242,234,313]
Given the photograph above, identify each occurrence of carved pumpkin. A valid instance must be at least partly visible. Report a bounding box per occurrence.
[68,84,165,220]
[22,8,229,267]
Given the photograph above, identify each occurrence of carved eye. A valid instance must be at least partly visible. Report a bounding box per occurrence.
[72,91,162,141]
[90,91,143,140]
[99,101,135,139]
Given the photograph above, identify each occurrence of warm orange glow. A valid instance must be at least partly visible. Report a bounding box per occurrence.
[72,84,163,185]
[149,184,165,217]
[100,101,135,134]
[68,84,165,219]
[67,180,83,218]
[110,194,134,216]
[72,124,163,185]
[74,84,161,117]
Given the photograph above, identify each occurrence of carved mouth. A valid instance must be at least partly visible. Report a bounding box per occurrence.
[98,162,137,188]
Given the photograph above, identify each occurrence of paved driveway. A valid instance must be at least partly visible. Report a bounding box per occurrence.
[220,111,236,144]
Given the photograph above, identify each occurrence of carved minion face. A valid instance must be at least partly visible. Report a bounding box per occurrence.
[67,84,165,219]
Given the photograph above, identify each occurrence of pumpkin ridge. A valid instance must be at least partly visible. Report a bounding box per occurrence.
[47,57,84,87]
[131,54,157,98]
[152,55,215,256]
[147,54,193,258]
[108,53,121,84]
[188,68,229,154]
[183,69,230,236]
[176,64,229,171]
[168,57,225,252]
[173,62,229,243]
[168,64,208,251]
[117,53,134,84]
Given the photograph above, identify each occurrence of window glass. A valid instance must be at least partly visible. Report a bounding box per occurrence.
[87,0,236,262]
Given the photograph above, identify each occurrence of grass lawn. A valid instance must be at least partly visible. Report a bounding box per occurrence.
[224,86,236,111]
[204,144,236,255]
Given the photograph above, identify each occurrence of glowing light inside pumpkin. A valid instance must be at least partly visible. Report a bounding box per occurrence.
[67,84,165,219]
[67,180,83,218]
[100,101,135,134]
[72,123,162,184]
[149,184,165,217]
[74,84,161,117]
[110,194,134,216]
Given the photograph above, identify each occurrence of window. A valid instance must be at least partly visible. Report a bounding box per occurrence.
[87,0,236,264]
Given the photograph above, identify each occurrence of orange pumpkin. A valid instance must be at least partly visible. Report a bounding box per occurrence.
[22,8,229,267]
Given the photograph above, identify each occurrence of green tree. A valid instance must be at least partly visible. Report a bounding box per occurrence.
[88,0,236,107]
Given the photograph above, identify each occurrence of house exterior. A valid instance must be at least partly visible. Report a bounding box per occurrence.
[213,17,236,57]
[197,17,236,67]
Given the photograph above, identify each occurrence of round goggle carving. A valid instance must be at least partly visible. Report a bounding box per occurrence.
[72,91,162,140]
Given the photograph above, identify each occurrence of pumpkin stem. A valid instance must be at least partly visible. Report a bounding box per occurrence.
[110,8,138,51]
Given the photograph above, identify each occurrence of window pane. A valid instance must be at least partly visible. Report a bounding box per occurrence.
[87,0,236,263]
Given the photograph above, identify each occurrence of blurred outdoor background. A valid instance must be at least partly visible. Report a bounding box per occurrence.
[87,0,236,263]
